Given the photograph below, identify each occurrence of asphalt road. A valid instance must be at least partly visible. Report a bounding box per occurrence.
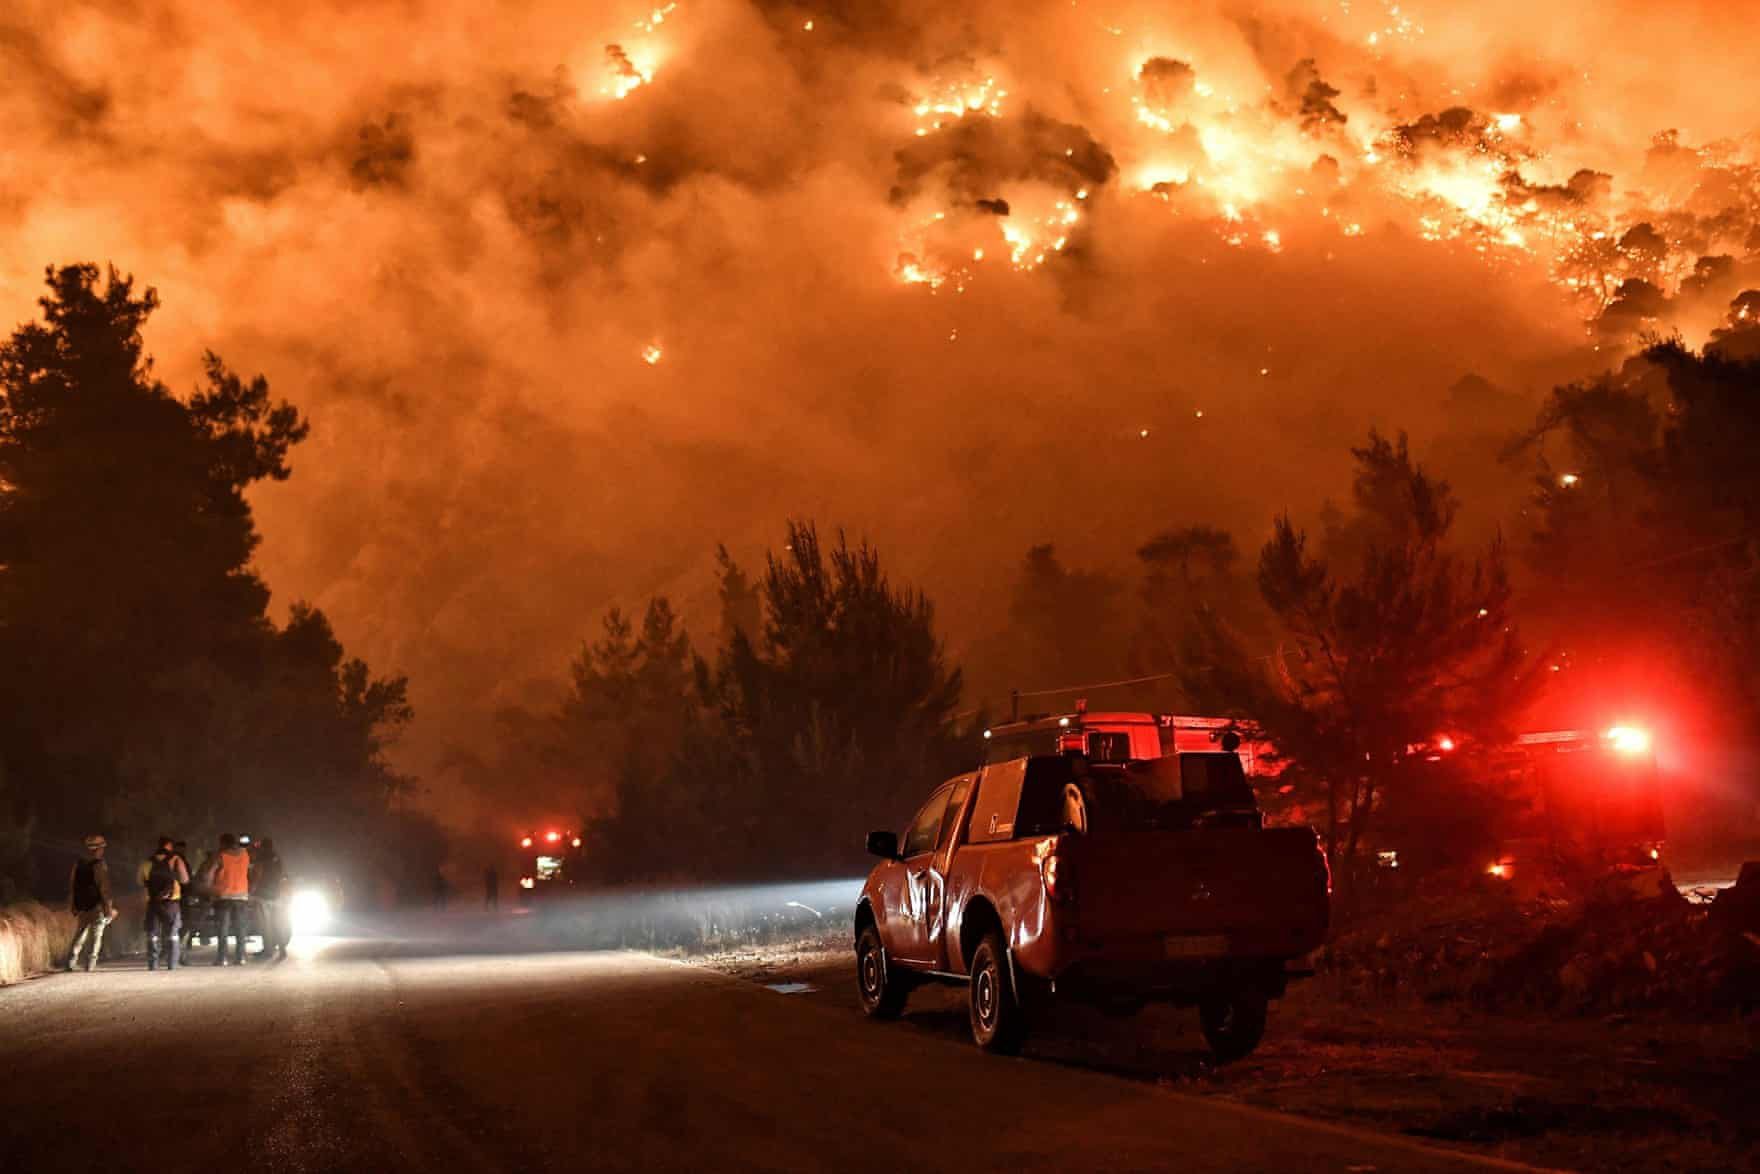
[0,935,1547,1173]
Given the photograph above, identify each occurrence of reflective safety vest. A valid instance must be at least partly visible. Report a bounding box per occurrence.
[211,850,250,899]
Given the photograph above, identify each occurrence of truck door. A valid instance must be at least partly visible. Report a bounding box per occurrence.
[921,775,975,969]
[891,784,952,965]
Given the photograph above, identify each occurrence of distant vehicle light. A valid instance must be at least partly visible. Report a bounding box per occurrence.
[1436,735,1456,752]
[1558,472,1580,488]
[1605,725,1652,754]
[1649,847,1661,860]
[520,836,533,848]
[289,887,332,935]
[982,729,992,739]
[519,876,535,890]
[1058,717,1071,728]
[545,831,561,842]
[571,837,582,848]
[1488,862,1509,879]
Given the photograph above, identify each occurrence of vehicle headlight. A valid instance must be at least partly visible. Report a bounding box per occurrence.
[289,888,332,935]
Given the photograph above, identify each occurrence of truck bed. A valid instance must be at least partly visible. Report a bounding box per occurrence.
[1057,825,1329,973]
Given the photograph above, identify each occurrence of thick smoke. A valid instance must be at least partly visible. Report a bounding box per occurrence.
[3,0,1758,824]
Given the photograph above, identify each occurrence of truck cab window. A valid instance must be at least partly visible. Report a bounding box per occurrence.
[1086,731,1132,763]
[902,786,952,858]
[935,777,974,852]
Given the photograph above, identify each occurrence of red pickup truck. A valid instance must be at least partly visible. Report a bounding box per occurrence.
[854,752,1329,1060]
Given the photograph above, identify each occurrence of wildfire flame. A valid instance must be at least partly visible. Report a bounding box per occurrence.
[604,43,653,99]
[882,24,1759,359]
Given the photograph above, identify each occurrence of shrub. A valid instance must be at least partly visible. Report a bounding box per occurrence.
[0,902,75,984]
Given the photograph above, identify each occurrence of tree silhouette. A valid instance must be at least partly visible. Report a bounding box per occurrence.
[564,522,972,883]
[972,544,1132,707]
[712,522,968,873]
[1134,525,1267,705]
[0,264,409,895]
[1518,339,1760,724]
[1184,432,1530,871]
[556,599,707,878]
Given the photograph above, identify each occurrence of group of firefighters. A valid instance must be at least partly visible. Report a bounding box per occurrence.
[64,830,294,972]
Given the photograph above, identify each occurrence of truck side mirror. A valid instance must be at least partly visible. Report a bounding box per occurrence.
[866,830,900,860]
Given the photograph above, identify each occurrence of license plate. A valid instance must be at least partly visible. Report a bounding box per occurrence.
[1163,934,1228,959]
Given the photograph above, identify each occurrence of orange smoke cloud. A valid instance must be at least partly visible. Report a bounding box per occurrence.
[2,0,1757,816]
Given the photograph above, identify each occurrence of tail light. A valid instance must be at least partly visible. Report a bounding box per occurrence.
[1042,853,1074,903]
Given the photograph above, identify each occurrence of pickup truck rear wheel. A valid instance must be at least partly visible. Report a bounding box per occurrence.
[856,925,909,1019]
[1199,990,1268,1063]
[968,932,1026,1054]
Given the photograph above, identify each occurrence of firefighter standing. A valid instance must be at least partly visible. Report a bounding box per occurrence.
[139,836,190,971]
[208,833,252,965]
[65,834,116,972]
[251,838,290,961]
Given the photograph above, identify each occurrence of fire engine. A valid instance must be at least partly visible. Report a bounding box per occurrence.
[1390,719,1666,881]
[1483,723,1665,880]
[515,828,585,905]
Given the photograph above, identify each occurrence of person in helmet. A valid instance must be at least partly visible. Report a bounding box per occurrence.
[207,833,252,966]
[66,834,117,972]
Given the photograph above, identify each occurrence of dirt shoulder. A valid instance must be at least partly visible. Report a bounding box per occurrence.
[691,938,1758,1174]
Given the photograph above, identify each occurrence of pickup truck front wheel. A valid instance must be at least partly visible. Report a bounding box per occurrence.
[968,933,1026,1054]
[856,925,909,1019]
[1199,990,1268,1063]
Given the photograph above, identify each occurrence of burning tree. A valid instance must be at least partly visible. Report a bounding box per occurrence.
[1186,432,1532,875]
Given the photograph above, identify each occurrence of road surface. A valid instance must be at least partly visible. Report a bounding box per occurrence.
[1,934,1546,1173]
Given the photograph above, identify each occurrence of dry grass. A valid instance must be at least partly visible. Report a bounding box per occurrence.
[0,902,75,985]
[683,925,850,981]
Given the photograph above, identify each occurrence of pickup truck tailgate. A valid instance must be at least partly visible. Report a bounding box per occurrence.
[1067,826,1329,959]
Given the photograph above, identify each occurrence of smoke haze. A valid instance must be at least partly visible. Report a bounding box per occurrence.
[5,0,1758,818]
